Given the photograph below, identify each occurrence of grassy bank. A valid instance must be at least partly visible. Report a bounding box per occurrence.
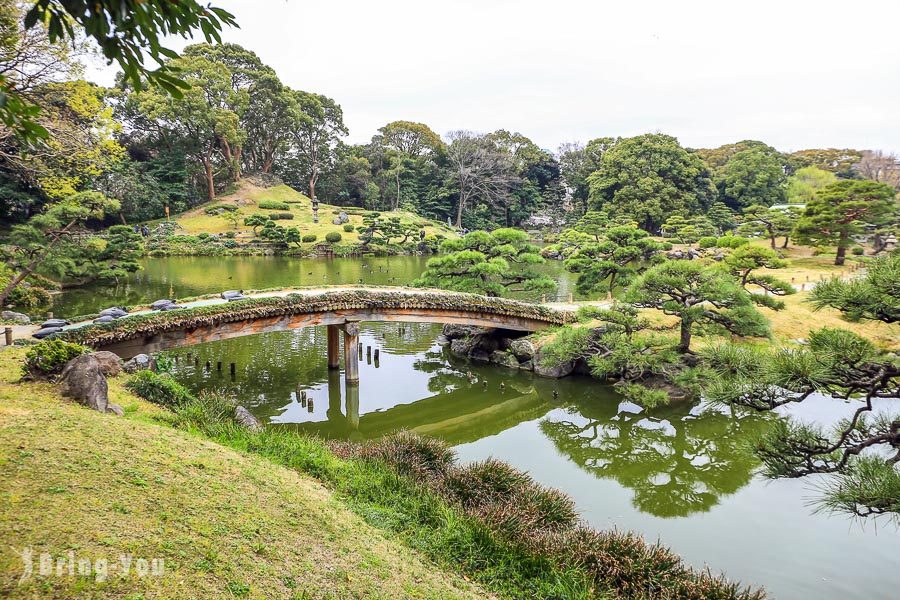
[149,180,454,256]
[0,348,485,599]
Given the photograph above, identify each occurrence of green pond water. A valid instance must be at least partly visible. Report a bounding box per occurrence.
[51,256,898,599]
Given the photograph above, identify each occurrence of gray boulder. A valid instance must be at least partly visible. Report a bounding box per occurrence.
[490,350,520,369]
[332,217,343,225]
[339,211,349,223]
[533,347,574,378]
[123,353,156,373]
[93,315,115,324]
[41,318,69,328]
[509,338,536,361]
[90,351,123,377]
[150,299,176,310]
[32,326,63,339]
[1,310,30,324]
[106,403,124,416]
[235,406,262,431]
[517,360,534,371]
[99,307,129,318]
[59,354,108,412]
[449,337,477,358]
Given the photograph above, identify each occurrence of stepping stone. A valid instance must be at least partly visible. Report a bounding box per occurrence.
[41,318,69,328]
[32,326,63,339]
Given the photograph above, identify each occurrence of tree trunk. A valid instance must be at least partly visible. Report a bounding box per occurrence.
[835,232,848,266]
[309,162,319,223]
[769,226,777,249]
[782,235,789,249]
[233,146,242,180]
[678,318,693,353]
[203,159,215,202]
[455,195,465,228]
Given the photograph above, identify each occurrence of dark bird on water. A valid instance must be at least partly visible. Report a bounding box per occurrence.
[552,390,559,399]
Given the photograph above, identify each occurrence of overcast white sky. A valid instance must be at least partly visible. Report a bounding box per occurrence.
[93,0,900,153]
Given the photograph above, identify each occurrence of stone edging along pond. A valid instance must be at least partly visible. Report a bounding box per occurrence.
[57,288,576,349]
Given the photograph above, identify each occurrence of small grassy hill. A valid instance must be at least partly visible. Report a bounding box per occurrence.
[0,348,484,599]
[170,180,454,247]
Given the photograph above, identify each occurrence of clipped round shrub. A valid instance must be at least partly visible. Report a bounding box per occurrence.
[125,370,195,408]
[716,235,749,248]
[325,231,342,244]
[222,239,238,248]
[269,212,294,220]
[342,223,354,232]
[224,231,236,239]
[197,232,211,240]
[257,199,290,210]
[22,340,91,377]
[851,246,865,256]
[301,234,317,243]
[23,339,89,378]
[698,236,718,249]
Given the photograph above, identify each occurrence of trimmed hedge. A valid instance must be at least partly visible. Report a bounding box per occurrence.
[269,212,294,220]
[342,224,355,232]
[301,234,317,243]
[257,199,290,210]
[325,231,342,244]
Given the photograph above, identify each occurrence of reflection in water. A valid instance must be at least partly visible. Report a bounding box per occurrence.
[168,323,765,519]
[540,401,771,517]
[163,321,897,600]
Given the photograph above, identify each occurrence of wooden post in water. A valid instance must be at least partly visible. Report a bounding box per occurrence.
[342,320,360,385]
[326,324,341,369]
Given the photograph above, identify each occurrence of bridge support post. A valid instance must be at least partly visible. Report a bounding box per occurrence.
[326,324,340,369]
[342,320,360,385]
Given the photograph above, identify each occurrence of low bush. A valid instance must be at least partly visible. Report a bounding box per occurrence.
[717,236,749,248]
[258,199,290,210]
[851,246,865,256]
[269,212,294,220]
[204,203,238,215]
[325,231,342,244]
[342,223,355,232]
[125,370,195,408]
[301,234,317,243]
[698,236,718,248]
[22,339,89,378]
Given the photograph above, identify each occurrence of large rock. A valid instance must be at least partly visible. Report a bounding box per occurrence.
[90,351,123,377]
[234,406,263,432]
[509,338,536,361]
[32,326,63,339]
[123,353,156,374]
[449,337,478,358]
[490,350,520,369]
[59,355,109,413]
[99,307,128,318]
[533,347,575,378]
[441,324,482,340]
[1,310,30,324]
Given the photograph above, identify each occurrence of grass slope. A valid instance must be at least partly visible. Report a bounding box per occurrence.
[0,348,485,599]
[170,181,454,246]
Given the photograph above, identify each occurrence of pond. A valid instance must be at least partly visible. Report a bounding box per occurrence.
[52,256,898,599]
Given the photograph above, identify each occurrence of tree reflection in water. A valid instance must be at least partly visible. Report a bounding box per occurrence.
[540,399,774,517]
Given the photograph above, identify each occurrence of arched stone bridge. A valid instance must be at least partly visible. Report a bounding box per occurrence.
[59,286,576,385]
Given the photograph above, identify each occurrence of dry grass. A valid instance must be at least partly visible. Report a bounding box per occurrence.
[0,348,485,599]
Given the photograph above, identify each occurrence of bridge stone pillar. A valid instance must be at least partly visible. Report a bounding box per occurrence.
[342,320,360,385]
[326,324,341,369]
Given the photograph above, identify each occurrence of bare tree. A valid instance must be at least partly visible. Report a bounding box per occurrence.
[445,130,520,227]
[855,150,900,190]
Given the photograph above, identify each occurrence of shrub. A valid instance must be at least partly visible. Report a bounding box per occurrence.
[224,231,236,238]
[204,203,237,215]
[222,239,238,248]
[301,234,317,243]
[698,236,718,248]
[342,223,355,232]
[851,246,865,256]
[325,231,342,244]
[23,339,89,378]
[197,232,210,240]
[172,391,236,430]
[716,235,749,248]
[125,370,195,408]
[257,199,290,210]
[269,212,294,220]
